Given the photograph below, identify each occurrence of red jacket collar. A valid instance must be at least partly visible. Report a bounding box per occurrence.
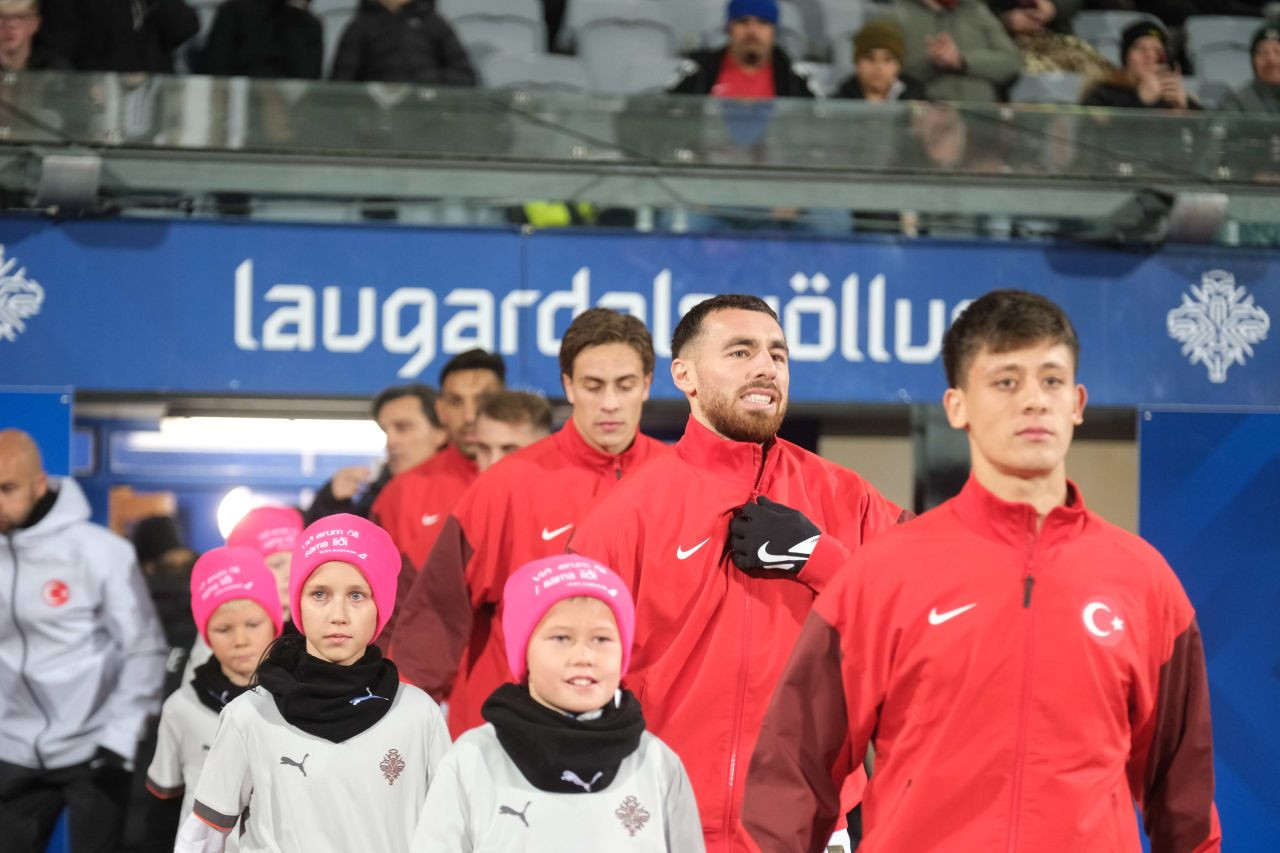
[674,415,776,489]
[408,443,477,480]
[552,419,651,474]
[951,474,1088,548]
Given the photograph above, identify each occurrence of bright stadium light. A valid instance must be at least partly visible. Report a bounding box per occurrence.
[217,486,269,539]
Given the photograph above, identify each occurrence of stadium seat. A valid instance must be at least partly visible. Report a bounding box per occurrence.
[576,1,679,71]
[826,4,870,74]
[438,0,545,60]
[593,55,684,94]
[1186,16,1258,91]
[1184,76,1233,109]
[1072,11,1162,64]
[321,9,355,77]
[1009,72,1085,105]
[1196,49,1253,91]
[793,60,836,97]
[1186,15,1261,56]
[310,0,355,17]
[481,53,591,92]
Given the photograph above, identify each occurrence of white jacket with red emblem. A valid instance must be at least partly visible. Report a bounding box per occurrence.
[0,478,167,768]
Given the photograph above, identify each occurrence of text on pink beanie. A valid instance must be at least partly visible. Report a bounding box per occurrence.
[290,514,400,642]
[227,505,303,557]
[502,555,636,683]
[190,546,284,646]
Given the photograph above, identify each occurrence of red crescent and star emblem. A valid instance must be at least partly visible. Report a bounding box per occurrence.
[42,580,70,607]
[1081,595,1125,647]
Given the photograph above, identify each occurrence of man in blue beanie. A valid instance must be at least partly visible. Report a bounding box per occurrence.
[668,0,821,98]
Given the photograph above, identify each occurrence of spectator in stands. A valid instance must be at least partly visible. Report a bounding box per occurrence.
[331,0,477,86]
[1081,19,1198,108]
[0,0,68,70]
[303,383,445,524]
[1221,23,1280,112]
[40,0,199,73]
[668,0,822,98]
[836,18,927,100]
[201,0,323,79]
[990,0,1081,32]
[889,0,1021,101]
[992,0,1114,76]
[0,429,168,853]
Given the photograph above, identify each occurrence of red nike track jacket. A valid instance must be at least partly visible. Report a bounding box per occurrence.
[372,444,478,571]
[390,421,668,738]
[568,416,906,851]
[744,476,1220,853]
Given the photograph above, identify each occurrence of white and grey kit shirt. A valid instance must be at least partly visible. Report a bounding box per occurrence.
[411,724,704,852]
[146,681,241,851]
[192,682,450,853]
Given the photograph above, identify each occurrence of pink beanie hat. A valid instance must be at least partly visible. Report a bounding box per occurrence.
[228,505,303,557]
[502,555,636,683]
[190,547,284,646]
[290,514,400,641]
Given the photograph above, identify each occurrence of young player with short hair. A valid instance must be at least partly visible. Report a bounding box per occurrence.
[412,555,703,851]
[744,290,1220,852]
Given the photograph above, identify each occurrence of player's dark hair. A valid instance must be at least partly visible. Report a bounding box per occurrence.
[670,294,779,359]
[438,349,506,386]
[942,290,1080,388]
[371,383,440,427]
[477,390,553,433]
[559,308,655,378]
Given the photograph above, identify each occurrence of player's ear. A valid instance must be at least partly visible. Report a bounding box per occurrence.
[671,358,696,397]
[942,386,968,430]
[1072,383,1087,426]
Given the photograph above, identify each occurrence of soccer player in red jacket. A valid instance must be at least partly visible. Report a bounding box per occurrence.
[568,295,908,851]
[744,289,1220,852]
[392,308,669,738]
[372,348,505,569]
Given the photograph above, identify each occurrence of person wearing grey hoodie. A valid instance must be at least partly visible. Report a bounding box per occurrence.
[0,429,167,853]
[888,0,1022,101]
[1221,23,1280,113]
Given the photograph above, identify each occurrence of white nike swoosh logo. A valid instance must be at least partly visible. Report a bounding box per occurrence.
[928,603,977,625]
[757,535,820,564]
[421,514,439,526]
[541,524,573,541]
[676,537,711,560]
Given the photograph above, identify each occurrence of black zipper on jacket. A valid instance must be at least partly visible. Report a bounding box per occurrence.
[7,534,51,769]
[1022,573,1035,608]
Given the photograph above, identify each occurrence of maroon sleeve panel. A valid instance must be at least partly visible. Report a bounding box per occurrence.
[743,610,854,853]
[1140,617,1221,853]
[387,515,474,699]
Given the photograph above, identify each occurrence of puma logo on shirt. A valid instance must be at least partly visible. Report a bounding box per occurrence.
[499,801,531,827]
[280,753,309,776]
[349,687,390,706]
[561,770,604,792]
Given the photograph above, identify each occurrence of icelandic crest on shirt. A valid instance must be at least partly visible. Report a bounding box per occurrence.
[615,795,650,836]
[379,748,405,785]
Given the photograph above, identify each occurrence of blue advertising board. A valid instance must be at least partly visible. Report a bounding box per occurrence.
[0,387,72,476]
[1139,409,1280,849]
[0,217,1275,405]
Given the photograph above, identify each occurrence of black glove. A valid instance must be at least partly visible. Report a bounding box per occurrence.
[729,496,821,574]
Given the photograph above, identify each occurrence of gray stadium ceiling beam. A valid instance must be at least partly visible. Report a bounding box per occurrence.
[3,146,1278,222]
